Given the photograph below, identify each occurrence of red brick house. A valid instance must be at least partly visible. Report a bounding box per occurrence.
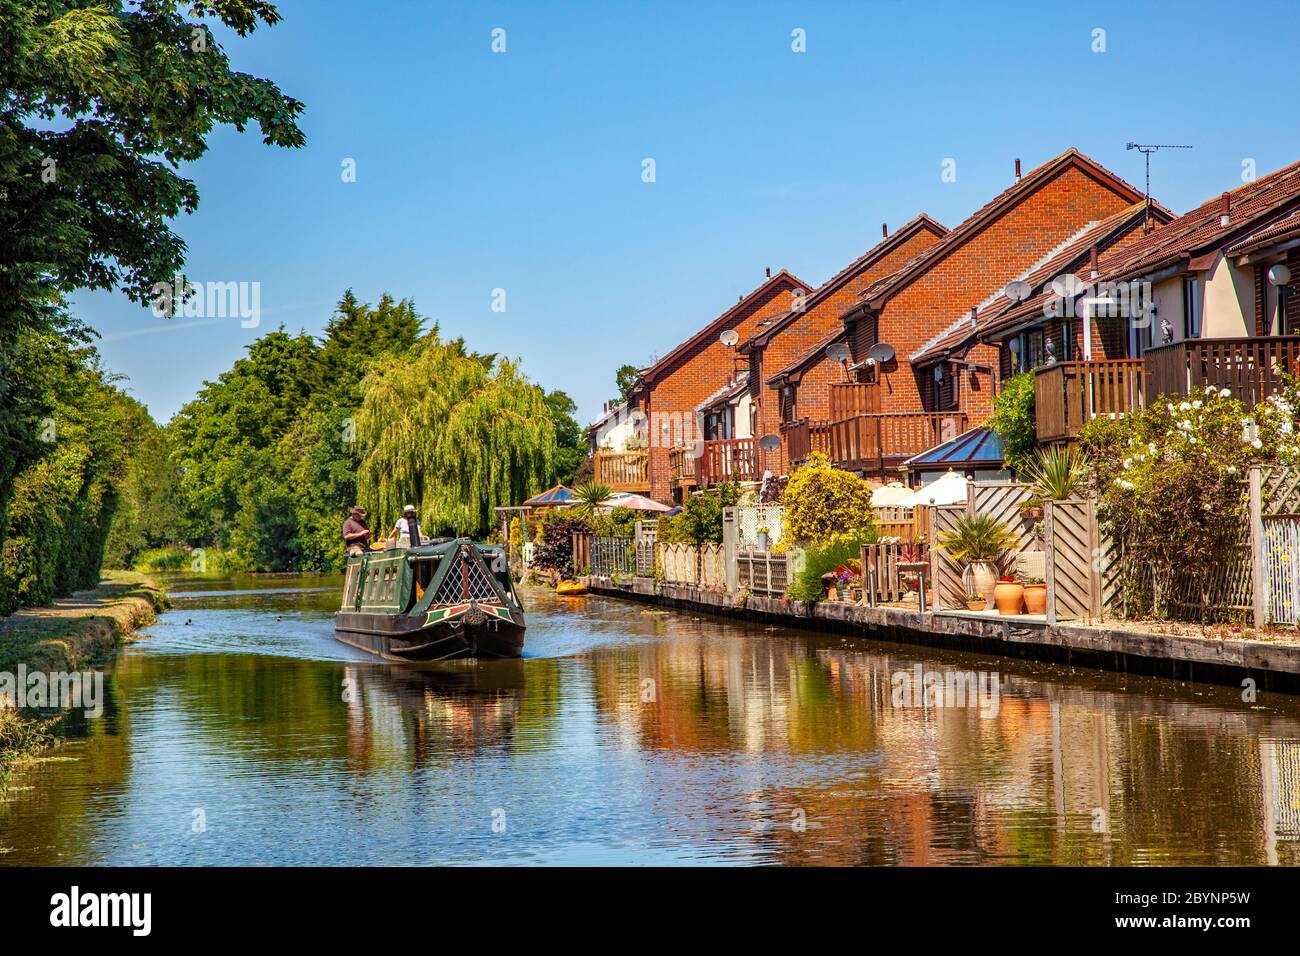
[619,269,811,502]
[971,158,1300,444]
[779,148,1149,478]
[725,215,949,475]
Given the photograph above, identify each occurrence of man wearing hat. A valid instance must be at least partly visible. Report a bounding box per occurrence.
[342,505,371,556]
[392,505,423,549]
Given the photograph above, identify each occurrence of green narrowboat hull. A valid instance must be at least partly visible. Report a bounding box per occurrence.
[334,538,526,661]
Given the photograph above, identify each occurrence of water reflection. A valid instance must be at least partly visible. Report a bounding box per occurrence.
[0,575,1298,866]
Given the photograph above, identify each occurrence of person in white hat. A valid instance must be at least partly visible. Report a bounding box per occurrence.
[391,505,423,549]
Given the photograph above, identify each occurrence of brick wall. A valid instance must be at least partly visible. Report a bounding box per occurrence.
[850,164,1142,424]
[753,225,944,472]
[639,275,806,500]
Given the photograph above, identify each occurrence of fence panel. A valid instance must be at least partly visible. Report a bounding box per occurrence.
[635,520,658,577]
[590,535,635,577]
[736,552,789,596]
[731,505,785,549]
[861,541,927,604]
[1046,499,1095,622]
[1264,515,1300,626]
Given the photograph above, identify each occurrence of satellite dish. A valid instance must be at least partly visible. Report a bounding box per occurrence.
[1004,280,1033,303]
[868,342,896,364]
[719,329,739,347]
[1049,273,1085,298]
[758,433,781,452]
[826,342,851,363]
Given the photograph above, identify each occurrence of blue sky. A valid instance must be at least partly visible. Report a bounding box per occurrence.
[80,0,1297,426]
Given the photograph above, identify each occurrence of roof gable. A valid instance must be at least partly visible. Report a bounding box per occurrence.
[849,149,1150,316]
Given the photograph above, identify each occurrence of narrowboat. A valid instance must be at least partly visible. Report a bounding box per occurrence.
[335,538,526,660]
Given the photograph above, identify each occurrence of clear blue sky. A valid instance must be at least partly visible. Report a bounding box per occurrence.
[79,0,1297,427]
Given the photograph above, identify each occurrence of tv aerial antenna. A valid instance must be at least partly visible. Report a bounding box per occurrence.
[1125,142,1192,232]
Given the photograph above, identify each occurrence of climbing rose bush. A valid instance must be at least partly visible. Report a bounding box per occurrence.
[1079,384,1290,618]
[780,453,875,547]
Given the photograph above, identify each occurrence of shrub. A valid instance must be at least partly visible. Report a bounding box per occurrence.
[987,372,1036,474]
[780,453,874,546]
[589,506,639,538]
[1078,385,1276,618]
[937,513,1020,562]
[787,528,875,603]
[532,511,590,577]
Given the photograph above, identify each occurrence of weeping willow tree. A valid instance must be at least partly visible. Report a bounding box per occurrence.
[355,339,555,536]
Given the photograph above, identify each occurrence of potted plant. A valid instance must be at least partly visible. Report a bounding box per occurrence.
[937,513,1019,601]
[965,592,986,612]
[1018,496,1043,521]
[1021,446,1089,502]
[993,574,1024,615]
[755,526,770,551]
[1022,576,1047,614]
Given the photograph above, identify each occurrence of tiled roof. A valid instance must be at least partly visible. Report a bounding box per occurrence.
[695,376,748,413]
[765,327,847,386]
[737,215,948,353]
[909,207,1151,363]
[847,148,1150,316]
[634,269,812,388]
[1225,207,1300,256]
[1100,157,1300,280]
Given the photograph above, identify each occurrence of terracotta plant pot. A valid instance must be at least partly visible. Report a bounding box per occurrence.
[993,581,1024,615]
[965,599,987,612]
[966,560,998,600]
[826,586,838,602]
[1023,583,1047,615]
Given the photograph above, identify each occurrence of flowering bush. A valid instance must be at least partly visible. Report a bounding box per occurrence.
[780,453,875,547]
[1078,384,1289,618]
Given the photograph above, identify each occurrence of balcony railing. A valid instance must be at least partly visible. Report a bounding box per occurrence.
[829,381,880,418]
[700,438,758,485]
[1034,359,1145,442]
[781,417,831,466]
[829,412,967,474]
[1145,336,1300,409]
[668,444,697,484]
[593,449,649,493]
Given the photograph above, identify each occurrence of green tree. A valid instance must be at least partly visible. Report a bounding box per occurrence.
[355,339,556,536]
[0,0,304,533]
[613,364,638,406]
[545,390,584,485]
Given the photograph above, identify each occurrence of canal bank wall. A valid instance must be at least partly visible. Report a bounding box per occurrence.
[583,576,1300,694]
[0,571,167,778]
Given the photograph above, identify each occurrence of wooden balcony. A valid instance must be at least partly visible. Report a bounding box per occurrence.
[668,444,698,486]
[1145,336,1300,409]
[781,417,830,466]
[829,412,967,475]
[699,438,758,486]
[593,449,649,493]
[829,381,880,418]
[1034,359,1145,442]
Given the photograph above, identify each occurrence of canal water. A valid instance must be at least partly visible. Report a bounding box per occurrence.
[2,572,1299,866]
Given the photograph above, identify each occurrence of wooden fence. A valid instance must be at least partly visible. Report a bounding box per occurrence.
[736,551,790,597]
[590,535,636,577]
[658,542,726,589]
[860,541,928,605]
[873,505,928,542]
[930,481,1040,612]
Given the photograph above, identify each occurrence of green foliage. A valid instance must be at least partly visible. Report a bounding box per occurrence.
[572,482,612,517]
[532,511,589,577]
[658,483,741,547]
[355,338,556,537]
[1078,385,1281,618]
[545,390,584,485]
[987,372,1037,474]
[1020,445,1088,501]
[0,328,141,613]
[780,454,874,546]
[788,530,874,603]
[937,513,1019,562]
[589,506,639,537]
[613,364,638,406]
[0,0,303,549]
[101,397,181,568]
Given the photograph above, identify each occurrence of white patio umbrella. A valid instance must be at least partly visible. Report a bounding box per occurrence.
[870,482,912,507]
[898,470,968,507]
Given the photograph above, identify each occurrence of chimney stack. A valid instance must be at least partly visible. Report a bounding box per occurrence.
[1015,158,1022,181]
[765,267,771,278]
[882,223,889,238]
[1219,192,1232,227]
[970,306,978,327]
[1090,244,1099,278]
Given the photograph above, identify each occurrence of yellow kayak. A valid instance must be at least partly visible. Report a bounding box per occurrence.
[555,580,588,596]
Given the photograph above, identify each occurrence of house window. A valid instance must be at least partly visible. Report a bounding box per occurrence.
[1183,277,1200,339]
[1017,329,1045,371]
[1060,320,1075,361]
